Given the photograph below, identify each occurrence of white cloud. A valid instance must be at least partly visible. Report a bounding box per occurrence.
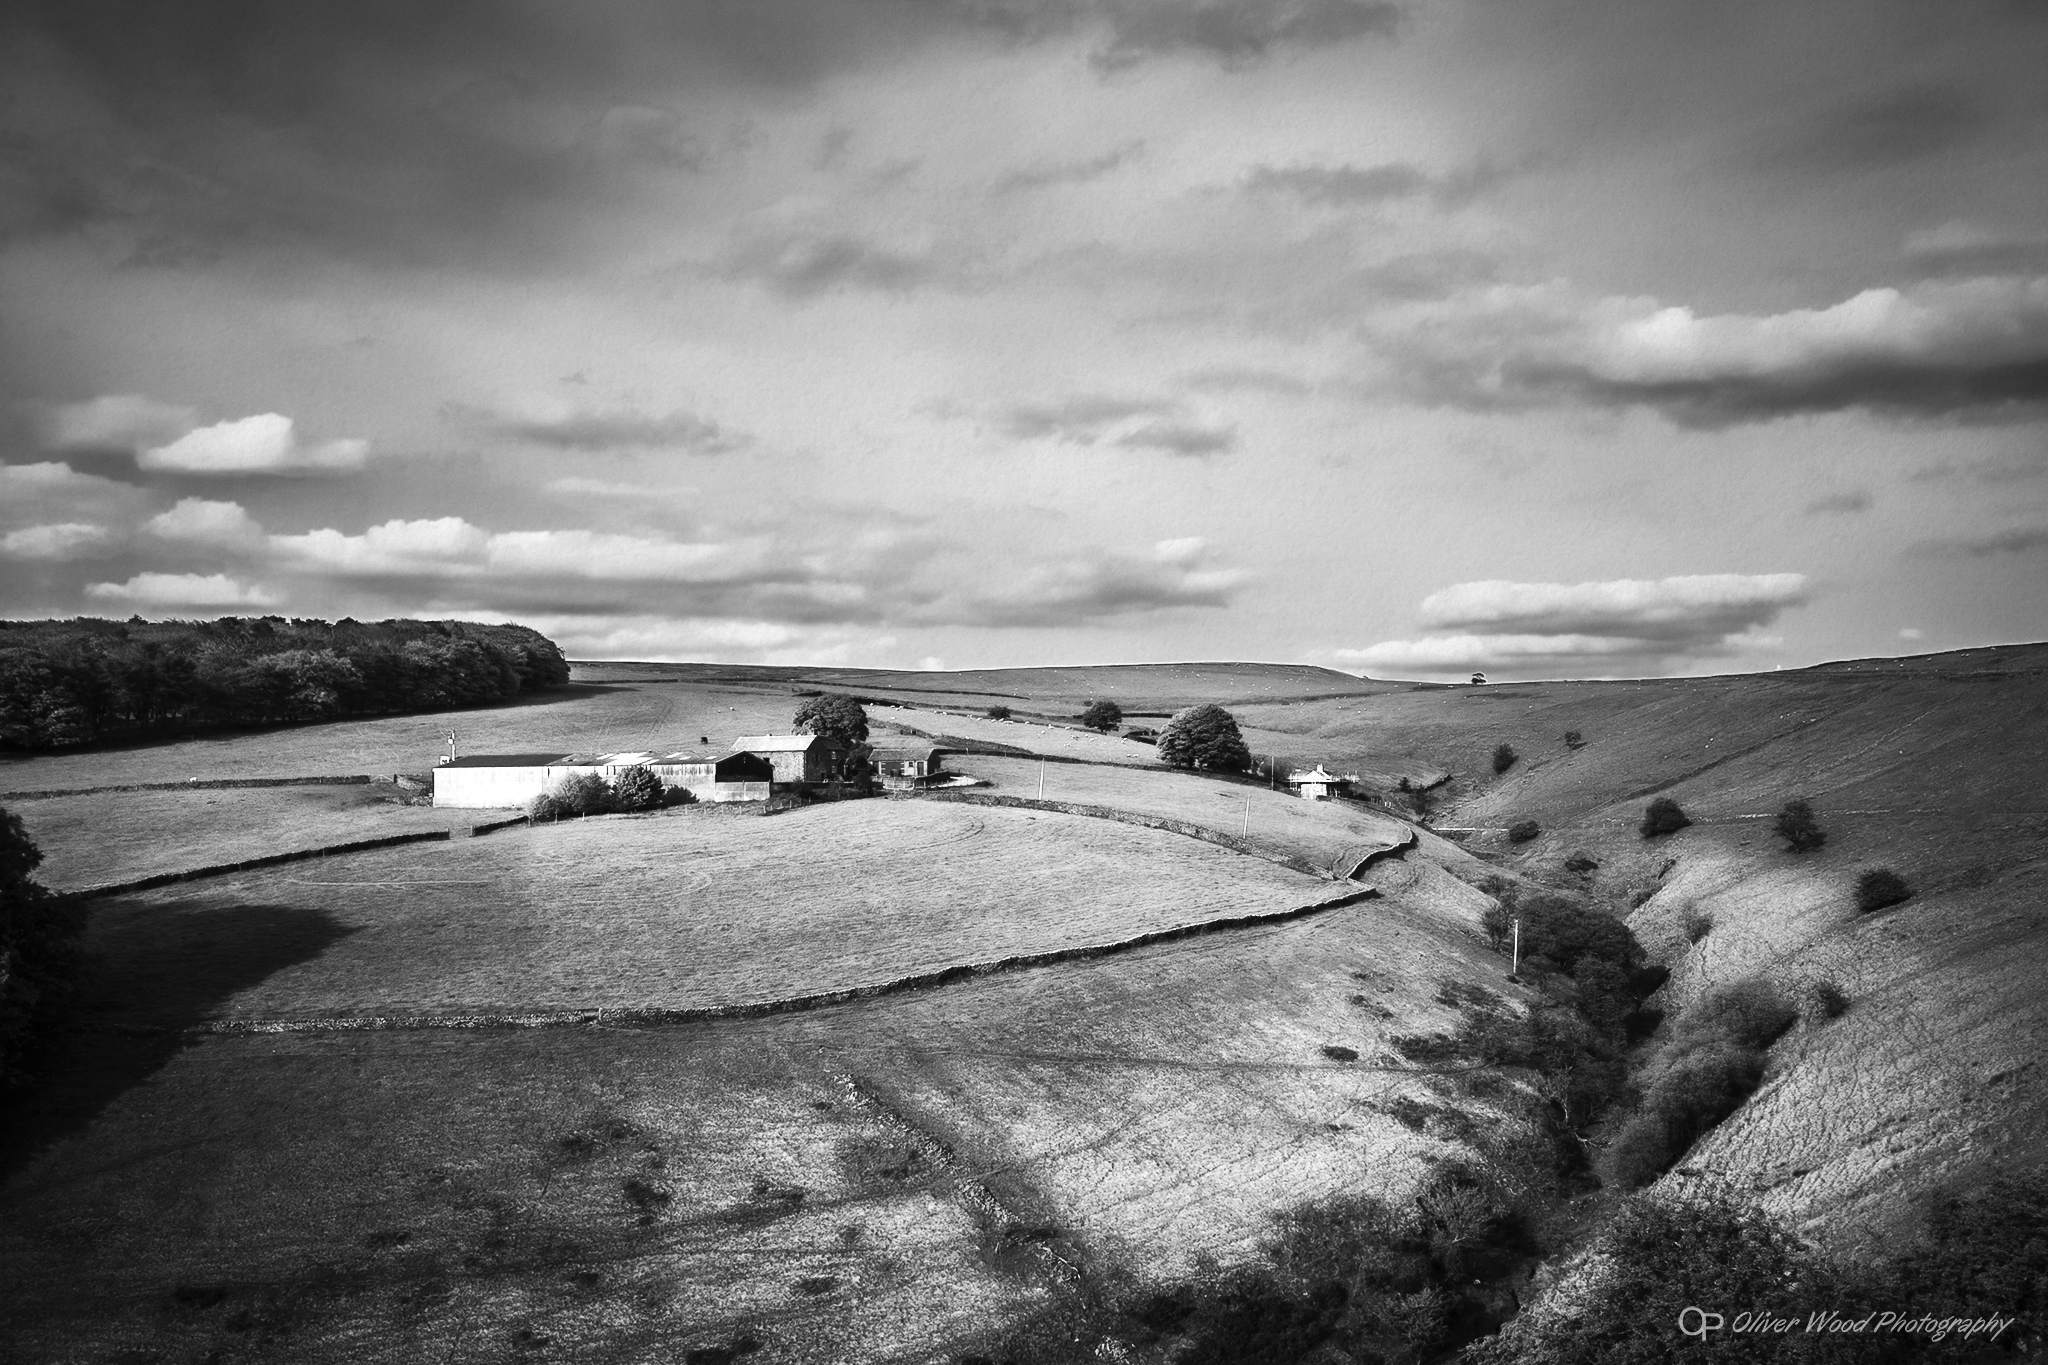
[1417,573,1808,639]
[0,523,114,561]
[1340,573,1809,678]
[41,394,196,452]
[1899,627,1924,639]
[1391,276,2048,423]
[267,518,762,583]
[139,414,369,474]
[146,497,265,546]
[269,517,492,575]
[85,572,280,607]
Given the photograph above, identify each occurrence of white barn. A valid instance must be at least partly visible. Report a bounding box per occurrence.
[431,750,773,809]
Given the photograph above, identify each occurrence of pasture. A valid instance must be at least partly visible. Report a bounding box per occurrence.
[0,680,806,793]
[14,783,473,891]
[0,837,1512,1365]
[943,753,1414,876]
[88,801,1333,1021]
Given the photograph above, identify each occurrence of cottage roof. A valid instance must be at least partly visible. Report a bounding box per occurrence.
[733,733,842,752]
[1291,764,1350,783]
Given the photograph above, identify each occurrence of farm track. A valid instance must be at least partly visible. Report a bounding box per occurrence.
[177,886,1379,1037]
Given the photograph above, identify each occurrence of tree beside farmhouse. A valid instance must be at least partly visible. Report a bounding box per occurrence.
[1158,704,1252,772]
[793,693,869,748]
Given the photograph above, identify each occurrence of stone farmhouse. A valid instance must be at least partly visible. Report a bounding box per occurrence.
[730,733,853,786]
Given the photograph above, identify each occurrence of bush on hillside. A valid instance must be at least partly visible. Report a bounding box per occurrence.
[1563,852,1599,874]
[1,806,85,1088]
[1467,1192,1864,1365]
[984,705,1012,720]
[1856,867,1912,912]
[1157,704,1251,772]
[1605,979,1795,1188]
[1480,902,1513,953]
[1800,978,1850,1021]
[1078,700,1122,733]
[526,791,565,821]
[1774,798,1827,853]
[1561,729,1585,750]
[1682,906,1713,943]
[1874,1170,2048,1352]
[1507,819,1540,844]
[610,765,667,813]
[1639,797,1691,838]
[1492,743,1518,775]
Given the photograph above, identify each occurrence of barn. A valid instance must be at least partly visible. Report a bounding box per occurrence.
[732,734,853,787]
[871,745,946,791]
[431,749,773,809]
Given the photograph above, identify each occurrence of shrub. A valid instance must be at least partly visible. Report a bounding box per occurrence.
[1606,979,1794,1187]
[1639,797,1691,838]
[526,791,566,822]
[1874,1170,2048,1351]
[1773,798,1826,852]
[664,785,697,807]
[1563,852,1599,874]
[1561,729,1585,750]
[1,806,85,1088]
[1800,978,1849,1021]
[1681,906,1713,943]
[1507,819,1540,844]
[610,765,667,813]
[983,705,1011,721]
[1856,867,1911,912]
[1492,743,1518,774]
[1078,700,1122,732]
[1157,704,1251,772]
[1480,902,1512,953]
[554,772,615,817]
[1468,1193,1864,1365]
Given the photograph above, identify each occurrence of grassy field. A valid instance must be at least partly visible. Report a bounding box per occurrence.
[13,784,476,891]
[0,681,810,793]
[942,753,1414,876]
[874,706,1168,765]
[0,829,1516,1365]
[90,801,1331,1021]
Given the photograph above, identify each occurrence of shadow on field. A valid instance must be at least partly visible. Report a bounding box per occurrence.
[0,899,354,1181]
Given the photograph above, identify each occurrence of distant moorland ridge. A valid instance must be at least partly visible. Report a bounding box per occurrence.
[0,617,568,751]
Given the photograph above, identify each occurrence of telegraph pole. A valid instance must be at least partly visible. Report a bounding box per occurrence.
[1509,917,1523,982]
[1038,758,1046,799]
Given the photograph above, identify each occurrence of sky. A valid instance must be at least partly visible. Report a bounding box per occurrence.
[2,0,2045,679]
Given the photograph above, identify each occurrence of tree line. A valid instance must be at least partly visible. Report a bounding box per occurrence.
[0,616,569,751]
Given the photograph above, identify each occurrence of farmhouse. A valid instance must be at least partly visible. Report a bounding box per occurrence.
[1290,764,1359,801]
[871,745,946,791]
[732,734,853,787]
[432,750,773,808]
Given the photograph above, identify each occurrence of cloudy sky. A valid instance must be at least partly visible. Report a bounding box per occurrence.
[3,0,2045,678]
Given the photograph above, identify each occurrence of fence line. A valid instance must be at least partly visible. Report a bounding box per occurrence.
[3,775,377,801]
[71,830,453,900]
[191,886,1381,1037]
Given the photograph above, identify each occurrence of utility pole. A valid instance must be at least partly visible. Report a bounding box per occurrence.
[1038,758,1046,799]
[1509,917,1523,981]
[445,727,459,760]
[1242,794,1251,838]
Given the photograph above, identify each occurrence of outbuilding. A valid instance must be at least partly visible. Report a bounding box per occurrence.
[871,745,946,791]
[431,749,773,808]
[732,734,853,788]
